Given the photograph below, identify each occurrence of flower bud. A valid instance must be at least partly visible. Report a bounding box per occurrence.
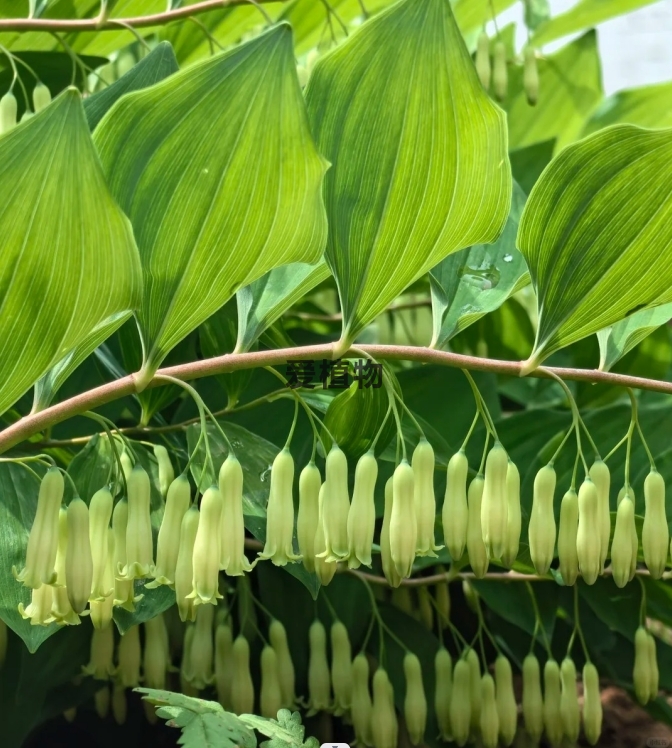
[51,507,80,626]
[634,626,651,704]
[404,652,427,745]
[0,91,18,134]
[174,506,200,622]
[481,442,509,560]
[32,82,51,112]
[121,465,154,580]
[321,446,351,561]
[390,460,417,579]
[90,527,115,629]
[148,475,191,587]
[347,451,378,568]
[269,619,295,708]
[557,488,579,586]
[260,645,283,718]
[619,485,638,581]
[120,451,133,483]
[522,654,543,741]
[308,619,331,713]
[188,486,224,606]
[219,455,252,576]
[89,488,113,601]
[582,663,602,745]
[111,682,127,725]
[492,41,508,101]
[381,477,402,587]
[560,657,580,742]
[543,659,563,746]
[143,614,169,689]
[589,460,611,570]
[611,496,635,588]
[331,621,353,715]
[231,635,255,714]
[314,483,337,586]
[475,30,491,90]
[18,583,54,626]
[412,439,442,557]
[153,445,174,497]
[443,451,469,561]
[83,624,115,680]
[371,668,398,748]
[466,475,488,578]
[434,648,452,741]
[466,648,481,732]
[14,466,63,588]
[215,621,234,710]
[184,603,214,690]
[112,500,139,611]
[352,653,373,745]
[523,46,539,106]
[480,673,499,748]
[259,449,301,565]
[117,625,141,687]
[643,469,668,578]
[502,461,521,567]
[529,465,556,575]
[449,658,471,746]
[495,655,517,746]
[577,478,601,584]
[66,498,93,614]
[297,462,321,573]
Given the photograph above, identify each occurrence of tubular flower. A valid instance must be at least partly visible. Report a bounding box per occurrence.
[466,648,481,732]
[352,653,373,746]
[371,668,398,748]
[480,442,509,560]
[320,446,351,561]
[231,635,255,715]
[90,527,115,630]
[188,486,224,607]
[297,462,321,573]
[502,460,521,567]
[219,455,253,576]
[148,474,191,588]
[116,625,141,688]
[589,459,611,570]
[183,603,215,690]
[120,465,154,581]
[112,500,139,611]
[390,460,417,579]
[582,663,603,746]
[381,477,402,587]
[82,624,115,680]
[143,614,170,689]
[494,655,517,746]
[642,469,669,578]
[260,646,283,719]
[346,451,378,568]
[259,449,301,565]
[18,583,55,626]
[480,674,499,748]
[434,648,452,742]
[269,619,296,708]
[51,507,80,626]
[557,488,579,586]
[560,657,580,742]
[611,496,635,588]
[543,659,563,747]
[174,506,200,622]
[153,444,174,497]
[443,451,469,561]
[307,619,331,714]
[14,466,63,589]
[528,465,556,575]
[89,487,114,601]
[403,653,427,745]
[331,621,353,715]
[522,653,543,742]
[449,657,470,747]
[412,439,442,557]
[66,498,93,615]
[577,479,601,584]
[314,484,337,586]
[466,476,488,578]
[215,621,234,711]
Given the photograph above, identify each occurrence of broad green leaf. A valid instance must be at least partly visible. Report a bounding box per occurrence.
[186,421,320,598]
[532,0,661,46]
[137,688,256,748]
[523,0,550,31]
[582,80,672,138]
[598,304,672,371]
[0,89,141,417]
[201,299,254,409]
[236,260,331,353]
[94,24,328,386]
[502,31,603,152]
[84,41,179,130]
[430,181,529,349]
[518,124,672,372]
[509,139,555,195]
[305,0,511,353]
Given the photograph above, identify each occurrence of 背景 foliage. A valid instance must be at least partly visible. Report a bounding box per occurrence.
[1,0,672,746]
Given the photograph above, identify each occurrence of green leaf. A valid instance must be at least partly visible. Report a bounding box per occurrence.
[518,124,672,372]
[84,41,179,131]
[236,260,331,354]
[136,688,256,748]
[524,0,550,31]
[305,0,511,353]
[0,461,61,651]
[532,0,661,46]
[509,138,555,195]
[0,89,141,417]
[502,31,603,152]
[581,80,672,138]
[430,181,529,349]
[239,709,319,748]
[94,24,328,385]
[201,299,254,410]
[186,421,320,598]
[598,304,672,371]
